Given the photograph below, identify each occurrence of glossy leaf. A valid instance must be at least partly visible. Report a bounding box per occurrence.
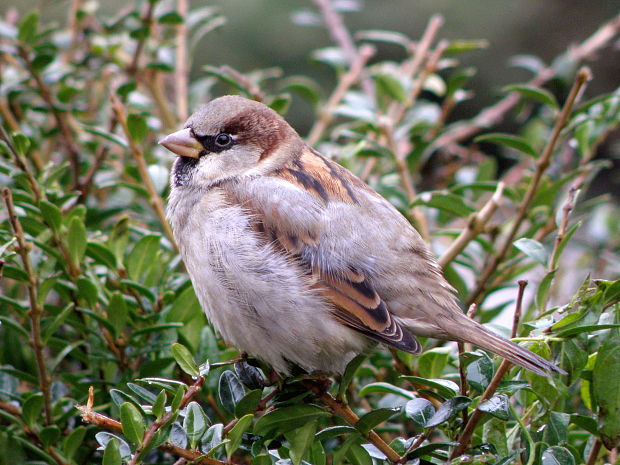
[254,405,329,436]
[67,216,87,264]
[285,420,318,465]
[184,401,210,447]
[475,133,538,158]
[355,407,400,434]
[218,370,245,414]
[405,398,436,427]
[102,438,121,465]
[225,413,253,457]
[201,423,224,454]
[171,343,200,377]
[514,238,548,266]
[120,402,145,444]
[339,354,366,401]
[541,446,575,465]
[478,394,512,421]
[425,396,471,427]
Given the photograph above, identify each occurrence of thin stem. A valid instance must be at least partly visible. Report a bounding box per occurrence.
[110,95,178,249]
[312,0,374,98]
[304,380,401,463]
[78,386,225,465]
[2,188,53,425]
[466,67,591,307]
[175,0,189,122]
[586,439,603,465]
[438,182,504,269]
[306,45,375,145]
[0,124,43,202]
[127,1,155,75]
[17,46,81,188]
[127,377,205,465]
[451,281,527,458]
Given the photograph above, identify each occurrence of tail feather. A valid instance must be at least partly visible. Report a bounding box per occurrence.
[450,318,565,377]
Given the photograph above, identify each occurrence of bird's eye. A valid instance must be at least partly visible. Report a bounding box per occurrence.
[215,133,233,147]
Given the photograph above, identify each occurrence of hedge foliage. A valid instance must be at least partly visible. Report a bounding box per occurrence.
[0,2,619,465]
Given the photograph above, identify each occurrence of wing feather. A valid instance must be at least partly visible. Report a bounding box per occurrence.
[225,148,421,355]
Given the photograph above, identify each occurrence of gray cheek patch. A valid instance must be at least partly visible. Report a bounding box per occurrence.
[173,157,200,187]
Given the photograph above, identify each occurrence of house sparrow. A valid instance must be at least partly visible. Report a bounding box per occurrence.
[161,95,563,377]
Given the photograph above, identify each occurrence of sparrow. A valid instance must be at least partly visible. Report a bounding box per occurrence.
[160,95,563,377]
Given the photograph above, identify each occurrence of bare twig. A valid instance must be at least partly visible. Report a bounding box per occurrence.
[312,0,374,98]
[127,1,155,75]
[432,13,619,151]
[466,67,591,307]
[17,47,82,188]
[127,377,205,465]
[78,386,225,465]
[306,44,375,145]
[438,182,505,268]
[304,380,401,463]
[0,125,43,202]
[110,95,178,249]
[175,0,189,121]
[65,0,83,63]
[586,438,603,465]
[2,188,53,425]
[451,281,527,458]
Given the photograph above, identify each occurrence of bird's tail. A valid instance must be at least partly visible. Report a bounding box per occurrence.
[449,316,565,377]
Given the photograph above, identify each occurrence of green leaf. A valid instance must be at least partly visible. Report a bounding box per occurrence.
[86,242,117,268]
[233,360,264,390]
[108,292,129,337]
[358,382,415,399]
[152,390,167,419]
[478,394,512,421]
[22,393,44,428]
[339,354,366,401]
[412,192,476,217]
[39,425,60,448]
[184,401,210,447]
[218,370,245,414]
[541,446,575,465]
[556,324,620,338]
[355,407,400,434]
[201,423,224,455]
[120,401,145,444]
[315,425,357,440]
[544,412,569,445]
[225,413,253,457]
[514,238,548,266]
[374,72,407,104]
[158,11,184,24]
[127,383,158,404]
[475,133,538,158]
[39,200,62,232]
[465,351,494,392]
[425,396,471,427]
[125,234,160,281]
[536,269,557,311]
[171,385,187,411]
[63,426,87,459]
[171,343,200,377]
[254,405,329,436]
[400,376,460,398]
[268,94,291,115]
[67,217,87,264]
[405,398,436,427]
[285,420,318,465]
[234,389,262,417]
[127,113,148,143]
[569,414,598,435]
[503,84,559,109]
[418,347,451,379]
[346,444,373,465]
[42,302,74,343]
[102,438,121,465]
[18,10,39,44]
[407,441,458,459]
[593,328,620,449]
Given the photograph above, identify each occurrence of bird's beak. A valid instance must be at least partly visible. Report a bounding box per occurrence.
[158,128,203,159]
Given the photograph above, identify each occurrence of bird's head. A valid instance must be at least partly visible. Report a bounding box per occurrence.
[160,95,302,188]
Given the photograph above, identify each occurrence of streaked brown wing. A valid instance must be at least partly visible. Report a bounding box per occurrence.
[235,147,422,354]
